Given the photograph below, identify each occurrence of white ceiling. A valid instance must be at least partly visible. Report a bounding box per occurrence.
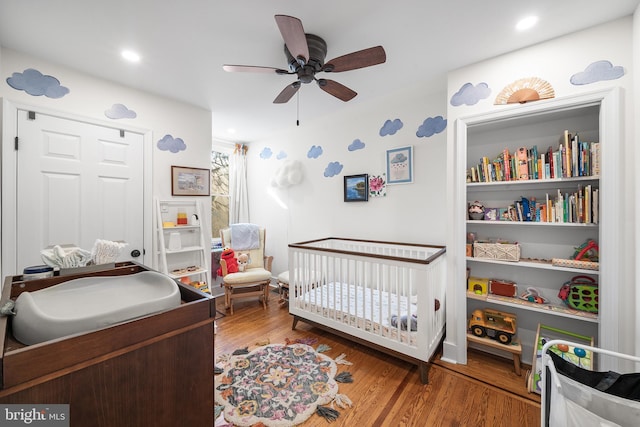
[0,1,638,143]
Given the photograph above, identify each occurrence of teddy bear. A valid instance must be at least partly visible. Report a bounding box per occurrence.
[217,247,238,275]
[237,253,250,272]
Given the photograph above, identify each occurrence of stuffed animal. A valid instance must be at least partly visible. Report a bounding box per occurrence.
[237,253,249,272]
[217,247,238,275]
[390,314,418,331]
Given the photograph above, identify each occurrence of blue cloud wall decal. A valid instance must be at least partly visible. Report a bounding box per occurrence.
[276,150,287,160]
[379,119,403,136]
[260,147,273,159]
[308,145,323,159]
[450,82,491,106]
[105,103,137,119]
[156,134,186,153]
[348,139,365,151]
[324,162,343,177]
[570,60,625,85]
[6,68,70,98]
[416,116,447,138]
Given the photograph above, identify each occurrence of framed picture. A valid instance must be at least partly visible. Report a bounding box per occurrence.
[386,145,413,185]
[171,166,210,196]
[344,174,369,202]
[368,173,386,198]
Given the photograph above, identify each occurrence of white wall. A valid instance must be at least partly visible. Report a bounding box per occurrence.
[245,84,449,276]
[0,48,213,275]
[444,17,636,361]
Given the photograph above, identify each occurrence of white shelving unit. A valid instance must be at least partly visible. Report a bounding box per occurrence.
[449,89,622,370]
[155,198,210,293]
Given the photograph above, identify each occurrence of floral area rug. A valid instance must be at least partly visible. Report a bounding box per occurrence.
[215,339,353,426]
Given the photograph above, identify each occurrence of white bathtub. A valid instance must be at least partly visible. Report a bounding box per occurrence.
[12,271,181,345]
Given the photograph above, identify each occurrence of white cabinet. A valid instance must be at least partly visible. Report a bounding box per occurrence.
[155,198,210,293]
[450,89,622,369]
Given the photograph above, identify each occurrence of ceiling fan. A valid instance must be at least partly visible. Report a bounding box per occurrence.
[223,15,386,104]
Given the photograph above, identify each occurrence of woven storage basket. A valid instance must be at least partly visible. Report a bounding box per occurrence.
[473,242,520,262]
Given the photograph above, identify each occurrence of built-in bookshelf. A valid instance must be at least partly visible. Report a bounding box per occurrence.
[449,89,622,371]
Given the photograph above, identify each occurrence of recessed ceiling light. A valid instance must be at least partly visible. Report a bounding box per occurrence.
[516,16,538,31]
[121,50,141,63]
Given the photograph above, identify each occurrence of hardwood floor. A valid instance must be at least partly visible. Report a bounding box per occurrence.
[214,291,541,427]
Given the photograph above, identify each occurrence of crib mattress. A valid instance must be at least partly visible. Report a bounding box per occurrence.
[295,282,418,344]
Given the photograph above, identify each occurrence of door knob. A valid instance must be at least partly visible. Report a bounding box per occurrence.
[130,249,141,258]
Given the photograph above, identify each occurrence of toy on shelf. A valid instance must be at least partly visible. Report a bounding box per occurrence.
[552,239,600,270]
[489,279,517,297]
[468,308,517,345]
[468,201,485,220]
[558,275,598,313]
[572,239,599,262]
[468,276,489,295]
[519,287,548,304]
[176,211,188,225]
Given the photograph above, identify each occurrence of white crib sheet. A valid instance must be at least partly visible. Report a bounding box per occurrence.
[295,281,418,344]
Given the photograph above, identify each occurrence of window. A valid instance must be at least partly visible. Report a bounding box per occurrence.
[211,150,229,240]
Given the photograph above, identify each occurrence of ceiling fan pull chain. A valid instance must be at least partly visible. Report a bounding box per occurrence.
[296,91,300,126]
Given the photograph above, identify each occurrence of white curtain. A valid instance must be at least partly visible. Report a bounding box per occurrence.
[229,143,249,224]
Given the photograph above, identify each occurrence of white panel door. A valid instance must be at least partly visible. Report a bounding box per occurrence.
[15,109,144,273]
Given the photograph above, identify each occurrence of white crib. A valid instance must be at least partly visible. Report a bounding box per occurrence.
[288,238,446,383]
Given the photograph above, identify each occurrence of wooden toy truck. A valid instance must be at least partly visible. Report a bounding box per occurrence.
[468,308,517,345]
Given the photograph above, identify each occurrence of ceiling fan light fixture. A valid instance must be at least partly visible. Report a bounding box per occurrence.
[322,64,335,73]
[284,34,327,70]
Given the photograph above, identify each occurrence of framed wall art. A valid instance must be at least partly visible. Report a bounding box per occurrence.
[386,145,413,185]
[343,174,369,202]
[171,166,210,196]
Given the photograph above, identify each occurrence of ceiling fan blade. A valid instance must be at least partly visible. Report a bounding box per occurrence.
[324,46,386,72]
[317,79,357,102]
[223,65,288,74]
[273,81,301,104]
[275,15,309,64]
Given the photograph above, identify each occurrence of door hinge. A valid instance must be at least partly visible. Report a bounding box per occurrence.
[14,136,18,150]
[28,111,36,120]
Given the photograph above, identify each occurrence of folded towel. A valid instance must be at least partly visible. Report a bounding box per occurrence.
[231,223,260,250]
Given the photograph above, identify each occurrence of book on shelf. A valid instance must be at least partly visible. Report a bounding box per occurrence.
[503,148,511,181]
[467,130,600,183]
[591,142,600,176]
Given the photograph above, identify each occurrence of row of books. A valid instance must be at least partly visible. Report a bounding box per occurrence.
[476,185,599,224]
[467,131,600,183]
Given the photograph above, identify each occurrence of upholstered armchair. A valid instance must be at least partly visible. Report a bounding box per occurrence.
[219,226,273,314]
